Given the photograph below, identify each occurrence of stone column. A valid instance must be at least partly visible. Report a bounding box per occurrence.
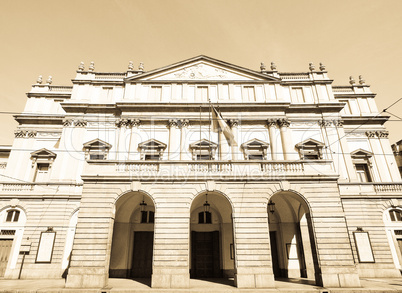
[266,119,277,160]
[376,130,401,181]
[168,119,180,160]
[229,119,239,160]
[333,120,357,181]
[115,119,133,161]
[180,119,190,160]
[366,131,386,181]
[278,119,296,160]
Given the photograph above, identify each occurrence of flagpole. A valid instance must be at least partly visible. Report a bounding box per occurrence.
[199,105,201,160]
[208,99,211,160]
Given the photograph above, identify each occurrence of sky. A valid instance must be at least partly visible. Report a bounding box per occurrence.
[0,0,401,145]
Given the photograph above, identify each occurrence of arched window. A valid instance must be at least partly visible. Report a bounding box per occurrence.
[389,209,402,222]
[5,210,20,222]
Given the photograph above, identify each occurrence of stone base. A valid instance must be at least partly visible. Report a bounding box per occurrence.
[65,269,107,288]
[151,273,189,288]
[235,273,275,288]
[321,272,361,288]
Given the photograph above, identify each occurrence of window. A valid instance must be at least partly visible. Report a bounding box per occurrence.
[390,210,402,222]
[351,149,374,183]
[189,139,217,160]
[83,139,112,160]
[241,138,269,160]
[295,139,325,160]
[141,211,155,223]
[196,86,208,101]
[30,148,57,182]
[150,86,162,101]
[291,87,305,103]
[138,139,167,161]
[198,211,212,224]
[34,163,50,182]
[244,86,255,101]
[355,164,372,183]
[5,210,20,222]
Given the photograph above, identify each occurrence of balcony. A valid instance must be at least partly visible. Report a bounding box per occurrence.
[0,182,82,196]
[339,182,402,196]
[83,159,336,180]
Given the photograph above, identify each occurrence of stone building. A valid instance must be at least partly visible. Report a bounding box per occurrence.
[0,56,401,289]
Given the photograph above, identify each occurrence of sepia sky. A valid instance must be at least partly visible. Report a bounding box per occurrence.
[0,0,401,145]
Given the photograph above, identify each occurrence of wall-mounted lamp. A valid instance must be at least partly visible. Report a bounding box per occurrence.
[203,193,210,213]
[140,195,147,212]
[268,200,275,214]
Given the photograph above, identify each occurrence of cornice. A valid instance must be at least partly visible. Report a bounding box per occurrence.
[342,116,389,125]
[13,114,65,125]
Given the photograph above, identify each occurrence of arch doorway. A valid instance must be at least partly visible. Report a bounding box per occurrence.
[190,192,234,280]
[109,192,155,279]
[268,191,321,286]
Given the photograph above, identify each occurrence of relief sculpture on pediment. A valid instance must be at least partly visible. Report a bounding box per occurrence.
[173,64,228,79]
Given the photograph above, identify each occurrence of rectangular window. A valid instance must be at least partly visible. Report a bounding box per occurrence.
[150,86,162,101]
[244,86,255,101]
[145,154,160,160]
[196,86,208,101]
[141,211,148,223]
[196,154,211,160]
[34,163,49,182]
[248,154,264,160]
[292,87,305,103]
[148,211,154,223]
[355,164,372,182]
[89,153,105,160]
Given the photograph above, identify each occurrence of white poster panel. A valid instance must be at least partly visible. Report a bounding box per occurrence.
[354,232,375,263]
[36,231,56,263]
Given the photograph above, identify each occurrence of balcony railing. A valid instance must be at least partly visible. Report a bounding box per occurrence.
[339,182,402,195]
[85,160,334,179]
[0,182,82,194]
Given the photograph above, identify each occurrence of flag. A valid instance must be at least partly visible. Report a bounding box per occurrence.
[211,106,238,146]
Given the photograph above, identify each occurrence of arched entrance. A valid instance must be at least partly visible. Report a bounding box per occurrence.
[109,191,155,279]
[268,191,321,285]
[384,207,402,271]
[190,192,234,280]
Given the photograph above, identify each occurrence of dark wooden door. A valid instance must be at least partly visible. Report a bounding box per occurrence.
[191,231,220,278]
[131,231,153,278]
[270,231,281,278]
[0,239,13,277]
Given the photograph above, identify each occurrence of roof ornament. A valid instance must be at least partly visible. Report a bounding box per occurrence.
[349,76,355,85]
[309,62,315,71]
[260,62,266,71]
[78,62,85,71]
[46,76,52,85]
[88,61,95,72]
[270,62,277,71]
[128,61,134,70]
[36,75,43,84]
[359,75,365,85]
[138,62,144,71]
[319,62,326,71]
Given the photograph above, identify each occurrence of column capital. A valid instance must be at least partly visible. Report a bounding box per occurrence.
[228,119,239,128]
[332,120,344,127]
[266,118,277,127]
[115,118,140,128]
[168,119,179,129]
[365,131,376,138]
[376,130,389,138]
[179,119,190,128]
[318,120,332,127]
[278,118,290,128]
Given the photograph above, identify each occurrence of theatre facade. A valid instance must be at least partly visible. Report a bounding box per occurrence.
[0,56,402,289]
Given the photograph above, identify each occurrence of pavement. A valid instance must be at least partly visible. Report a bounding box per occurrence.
[0,277,402,293]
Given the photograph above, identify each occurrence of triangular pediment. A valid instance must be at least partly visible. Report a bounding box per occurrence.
[30,148,57,159]
[126,55,280,82]
[190,139,218,149]
[138,139,167,149]
[295,138,325,149]
[241,138,270,149]
[83,138,112,150]
[351,148,373,158]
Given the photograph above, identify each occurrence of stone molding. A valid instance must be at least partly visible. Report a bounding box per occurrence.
[63,119,88,127]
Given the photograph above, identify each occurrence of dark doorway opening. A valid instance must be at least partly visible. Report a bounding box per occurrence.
[269,231,281,278]
[131,231,154,278]
[191,231,221,278]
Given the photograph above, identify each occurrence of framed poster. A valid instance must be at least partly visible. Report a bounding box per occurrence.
[35,231,56,263]
[353,231,375,263]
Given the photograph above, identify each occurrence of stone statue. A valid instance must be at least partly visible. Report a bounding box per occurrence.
[319,62,326,71]
[88,62,95,72]
[138,62,144,71]
[309,62,315,71]
[37,75,43,84]
[128,61,134,70]
[260,62,266,71]
[78,62,85,71]
[46,76,52,85]
[359,75,365,85]
[349,76,355,85]
[270,62,277,71]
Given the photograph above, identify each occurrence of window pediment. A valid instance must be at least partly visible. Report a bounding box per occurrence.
[138,139,167,150]
[30,148,57,160]
[295,139,325,160]
[83,139,112,151]
[189,139,217,160]
[138,139,167,160]
[351,148,373,159]
[241,138,269,160]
